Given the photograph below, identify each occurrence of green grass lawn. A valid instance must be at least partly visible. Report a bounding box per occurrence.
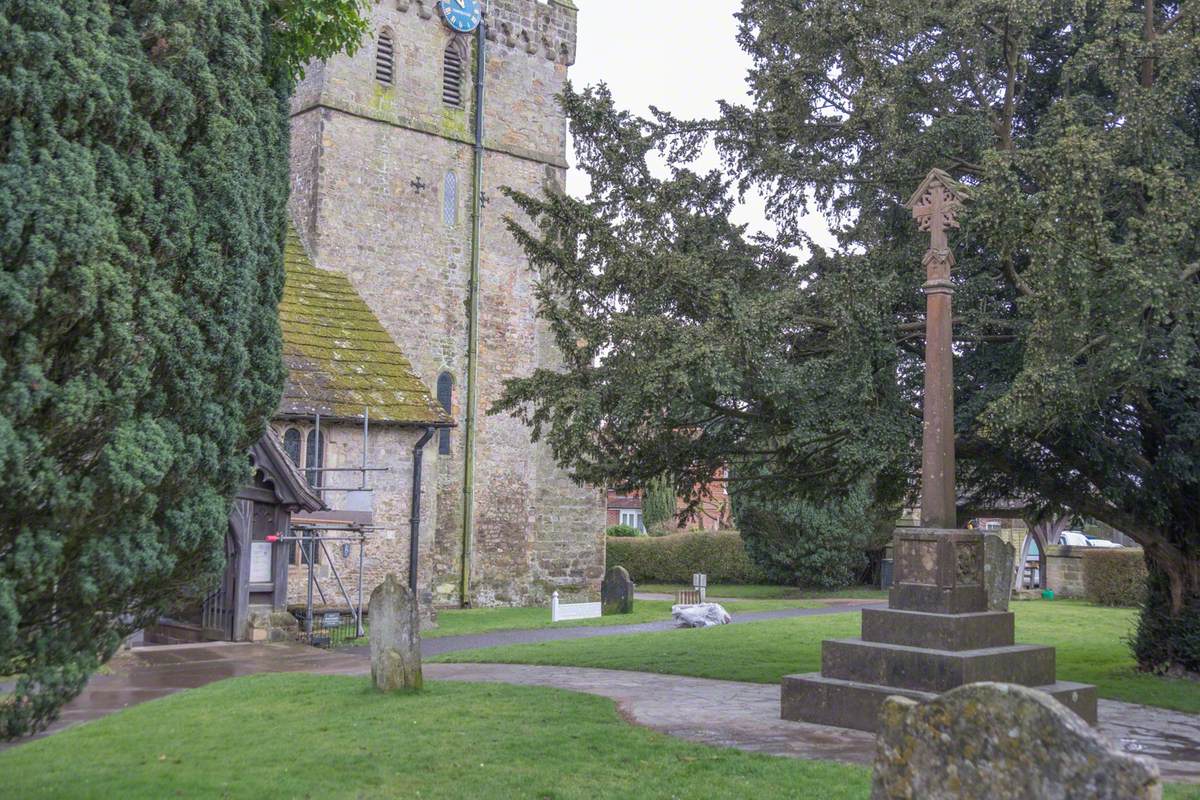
[636,583,888,600]
[421,598,822,639]
[2,673,1196,799]
[0,673,869,800]
[436,600,1200,714]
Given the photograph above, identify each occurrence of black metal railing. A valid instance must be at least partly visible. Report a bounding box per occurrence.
[201,586,233,640]
[291,608,364,649]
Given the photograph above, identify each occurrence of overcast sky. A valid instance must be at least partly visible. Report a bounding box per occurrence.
[566,0,836,249]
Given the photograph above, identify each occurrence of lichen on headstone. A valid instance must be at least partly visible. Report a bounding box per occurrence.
[870,682,1161,800]
[983,533,1015,611]
[368,574,423,692]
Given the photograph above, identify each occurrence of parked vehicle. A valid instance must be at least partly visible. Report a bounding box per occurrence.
[1058,530,1091,547]
[1086,537,1123,548]
[1057,530,1123,548]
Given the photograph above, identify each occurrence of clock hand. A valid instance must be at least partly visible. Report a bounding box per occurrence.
[454,0,466,7]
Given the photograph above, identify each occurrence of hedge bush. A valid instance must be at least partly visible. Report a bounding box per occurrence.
[605,524,641,538]
[605,531,765,584]
[1082,549,1147,607]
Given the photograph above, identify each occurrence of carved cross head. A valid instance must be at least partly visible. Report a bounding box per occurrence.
[906,168,968,240]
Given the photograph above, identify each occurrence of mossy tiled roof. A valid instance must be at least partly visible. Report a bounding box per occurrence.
[279,226,450,426]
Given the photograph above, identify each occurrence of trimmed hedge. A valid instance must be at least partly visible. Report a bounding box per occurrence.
[1082,549,1147,607]
[606,531,765,584]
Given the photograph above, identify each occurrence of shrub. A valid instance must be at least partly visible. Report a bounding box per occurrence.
[733,484,893,590]
[605,531,765,584]
[605,524,641,538]
[1082,549,1147,608]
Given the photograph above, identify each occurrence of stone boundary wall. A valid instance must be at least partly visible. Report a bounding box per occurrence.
[1044,545,1087,597]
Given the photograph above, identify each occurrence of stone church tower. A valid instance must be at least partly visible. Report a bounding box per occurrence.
[287,0,605,607]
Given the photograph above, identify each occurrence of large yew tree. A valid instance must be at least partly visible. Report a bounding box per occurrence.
[496,0,1200,673]
[0,0,365,737]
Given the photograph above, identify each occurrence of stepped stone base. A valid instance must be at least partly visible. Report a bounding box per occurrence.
[778,527,1099,733]
[861,607,1013,651]
[782,673,1098,733]
[822,638,1056,694]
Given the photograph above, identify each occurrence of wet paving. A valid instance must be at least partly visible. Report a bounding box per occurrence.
[3,637,1198,785]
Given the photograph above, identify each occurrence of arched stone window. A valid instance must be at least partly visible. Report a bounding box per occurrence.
[442,38,467,107]
[443,171,458,226]
[376,28,395,85]
[305,429,325,488]
[282,427,302,467]
[437,372,453,455]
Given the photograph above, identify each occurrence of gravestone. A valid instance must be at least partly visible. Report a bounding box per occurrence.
[871,683,1161,800]
[984,533,1015,611]
[368,573,422,692]
[601,566,634,615]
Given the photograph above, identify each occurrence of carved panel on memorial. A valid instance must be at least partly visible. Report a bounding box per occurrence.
[897,538,939,586]
[955,540,983,586]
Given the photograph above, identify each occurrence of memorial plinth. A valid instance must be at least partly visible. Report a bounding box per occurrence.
[782,528,1096,731]
[780,170,1096,732]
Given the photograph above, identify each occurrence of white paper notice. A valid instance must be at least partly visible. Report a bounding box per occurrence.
[250,542,273,583]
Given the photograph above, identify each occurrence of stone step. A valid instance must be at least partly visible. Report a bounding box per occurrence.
[781,672,1098,733]
[821,637,1056,693]
[861,607,1014,651]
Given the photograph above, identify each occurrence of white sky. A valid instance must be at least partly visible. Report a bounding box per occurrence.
[567,0,836,250]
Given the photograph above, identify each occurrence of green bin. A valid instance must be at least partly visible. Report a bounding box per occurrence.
[1042,589,1055,600]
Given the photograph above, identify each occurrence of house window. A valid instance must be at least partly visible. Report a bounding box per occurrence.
[437,372,453,455]
[282,427,302,467]
[443,39,466,107]
[619,509,644,532]
[443,171,458,226]
[305,429,325,488]
[376,28,395,85]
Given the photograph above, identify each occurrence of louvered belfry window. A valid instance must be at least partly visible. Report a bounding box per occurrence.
[443,40,466,107]
[376,29,395,85]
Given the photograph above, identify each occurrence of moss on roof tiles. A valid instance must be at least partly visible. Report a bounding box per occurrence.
[279,225,450,425]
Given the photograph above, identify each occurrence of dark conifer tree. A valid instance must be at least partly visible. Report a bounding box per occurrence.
[496,1,1200,674]
[0,0,366,737]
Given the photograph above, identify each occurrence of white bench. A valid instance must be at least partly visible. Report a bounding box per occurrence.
[551,591,601,622]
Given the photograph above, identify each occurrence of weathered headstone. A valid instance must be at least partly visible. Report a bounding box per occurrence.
[368,574,422,692]
[984,533,1015,611]
[601,566,634,615]
[871,683,1161,800]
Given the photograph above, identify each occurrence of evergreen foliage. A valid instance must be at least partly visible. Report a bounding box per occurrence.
[735,483,893,590]
[0,0,366,737]
[641,475,678,532]
[495,1,1200,673]
[605,532,765,585]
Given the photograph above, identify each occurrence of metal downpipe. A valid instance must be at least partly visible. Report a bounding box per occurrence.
[460,12,487,608]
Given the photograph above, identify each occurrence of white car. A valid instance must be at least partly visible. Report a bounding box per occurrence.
[1058,531,1091,547]
[1057,530,1122,548]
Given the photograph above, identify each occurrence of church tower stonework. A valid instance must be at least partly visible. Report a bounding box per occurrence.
[288,0,605,607]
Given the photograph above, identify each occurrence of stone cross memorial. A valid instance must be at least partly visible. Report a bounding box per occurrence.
[780,169,1097,731]
[368,573,423,692]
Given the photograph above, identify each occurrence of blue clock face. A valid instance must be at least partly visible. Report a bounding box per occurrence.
[438,0,482,33]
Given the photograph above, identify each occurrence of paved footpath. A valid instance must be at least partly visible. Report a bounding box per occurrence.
[425,662,1200,785]
[406,599,882,657]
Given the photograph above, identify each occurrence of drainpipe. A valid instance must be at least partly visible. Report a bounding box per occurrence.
[410,427,436,595]
[460,10,487,608]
